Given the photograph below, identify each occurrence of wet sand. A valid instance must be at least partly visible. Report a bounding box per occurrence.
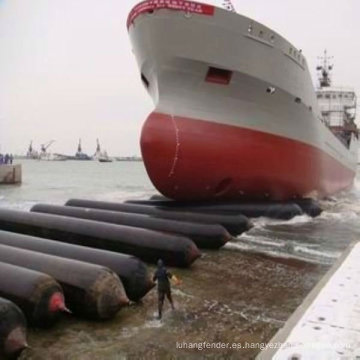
[20,247,328,359]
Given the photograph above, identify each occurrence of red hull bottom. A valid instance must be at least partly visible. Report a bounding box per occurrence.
[140,112,355,201]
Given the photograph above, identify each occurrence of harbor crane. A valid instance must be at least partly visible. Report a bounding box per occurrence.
[40,140,55,155]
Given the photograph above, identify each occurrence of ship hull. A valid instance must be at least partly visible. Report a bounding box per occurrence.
[128,1,358,201]
[142,112,355,200]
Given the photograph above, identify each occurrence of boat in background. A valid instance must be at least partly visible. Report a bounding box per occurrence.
[72,139,92,161]
[39,140,67,161]
[127,0,358,201]
[25,140,67,161]
[93,138,102,160]
[115,156,142,162]
[98,155,113,163]
[98,149,113,163]
[26,141,40,159]
[40,153,67,161]
[93,139,113,162]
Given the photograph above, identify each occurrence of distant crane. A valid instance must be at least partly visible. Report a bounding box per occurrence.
[26,140,39,159]
[95,138,101,154]
[93,138,102,159]
[77,138,82,154]
[75,138,92,160]
[40,140,55,155]
[27,141,33,156]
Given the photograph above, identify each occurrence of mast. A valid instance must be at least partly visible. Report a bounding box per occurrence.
[316,50,333,88]
[77,138,82,153]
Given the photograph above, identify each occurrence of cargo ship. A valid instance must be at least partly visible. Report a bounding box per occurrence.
[127,0,358,201]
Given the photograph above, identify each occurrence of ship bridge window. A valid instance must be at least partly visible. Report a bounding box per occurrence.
[206,67,232,85]
[141,73,150,88]
[325,94,330,99]
[259,30,264,38]
[270,34,275,43]
[317,94,323,99]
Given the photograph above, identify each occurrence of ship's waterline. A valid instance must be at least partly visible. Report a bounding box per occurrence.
[141,112,355,201]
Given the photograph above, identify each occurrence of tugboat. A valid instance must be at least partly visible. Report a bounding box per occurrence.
[127,0,358,201]
[98,151,113,163]
[93,139,113,162]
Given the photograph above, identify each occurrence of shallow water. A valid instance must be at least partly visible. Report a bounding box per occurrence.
[1,160,359,359]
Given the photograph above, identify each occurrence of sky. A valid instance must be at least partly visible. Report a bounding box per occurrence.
[0,0,359,156]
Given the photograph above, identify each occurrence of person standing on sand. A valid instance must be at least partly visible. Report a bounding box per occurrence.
[153,259,175,319]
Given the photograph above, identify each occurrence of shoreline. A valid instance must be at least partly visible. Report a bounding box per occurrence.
[20,249,328,359]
